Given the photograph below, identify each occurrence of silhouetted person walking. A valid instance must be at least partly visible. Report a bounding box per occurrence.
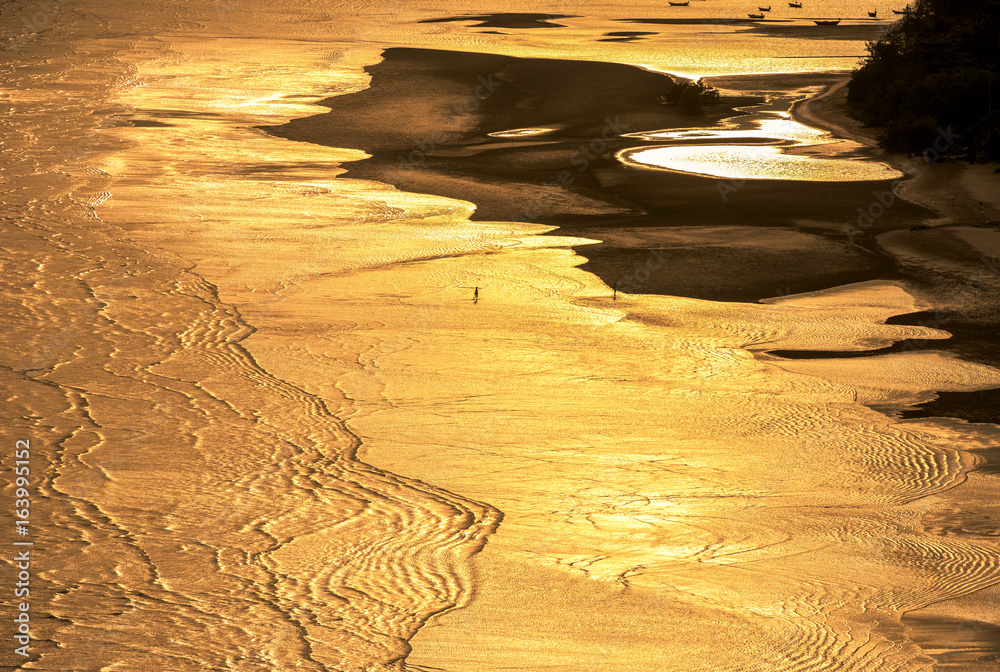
[474,286,479,303]
[613,282,618,300]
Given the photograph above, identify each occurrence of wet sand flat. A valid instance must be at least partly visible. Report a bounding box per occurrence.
[269,48,935,304]
[4,3,1000,671]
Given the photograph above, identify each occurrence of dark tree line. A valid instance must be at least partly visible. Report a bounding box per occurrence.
[847,0,1000,160]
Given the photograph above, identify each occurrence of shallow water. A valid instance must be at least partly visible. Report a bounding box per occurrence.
[622,143,903,180]
[620,110,904,181]
[3,1,1000,671]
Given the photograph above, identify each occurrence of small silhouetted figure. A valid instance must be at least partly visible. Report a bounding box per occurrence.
[474,286,479,303]
[613,282,618,300]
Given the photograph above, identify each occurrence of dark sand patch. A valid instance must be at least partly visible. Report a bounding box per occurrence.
[121,119,174,127]
[879,312,1000,427]
[902,388,1000,427]
[742,23,888,40]
[126,108,226,120]
[903,608,1000,669]
[581,164,923,231]
[764,306,1000,426]
[268,48,686,156]
[603,31,658,37]
[599,31,657,42]
[571,226,886,301]
[267,47,731,220]
[766,340,933,359]
[579,244,883,301]
[888,312,1000,371]
[862,223,1000,427]
[419,13,576,29]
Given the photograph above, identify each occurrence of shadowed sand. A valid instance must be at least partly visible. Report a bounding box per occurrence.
[787,76,1000,426]
[418,13,577,29]
[266,49,1000,401]
[267,47,935,304]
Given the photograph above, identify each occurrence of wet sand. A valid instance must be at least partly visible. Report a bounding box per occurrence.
[6,3,1000,669]
[269,48,935,304]
[796,81,1000,428]
[265,47,1000,671]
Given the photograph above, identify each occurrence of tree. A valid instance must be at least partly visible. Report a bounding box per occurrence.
[847,0,1000,160]
[662,79,721,116]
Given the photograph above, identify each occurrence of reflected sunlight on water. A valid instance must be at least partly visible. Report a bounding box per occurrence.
[487,127,558,137]
[621,143,902,180]
[621,109,901,181]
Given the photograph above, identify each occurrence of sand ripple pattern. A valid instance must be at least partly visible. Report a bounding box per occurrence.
[1,207,499,670]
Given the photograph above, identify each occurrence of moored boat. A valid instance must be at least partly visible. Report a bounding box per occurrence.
[748,12,765,18]
[814,18,840,24]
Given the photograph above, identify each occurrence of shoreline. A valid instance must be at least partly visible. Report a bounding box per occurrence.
[81,40,1000,671]
[790,76,880,148]
[789,73,1000,223]
[787,73,1000,413]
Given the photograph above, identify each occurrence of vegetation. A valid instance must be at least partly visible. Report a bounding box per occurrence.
[663,79,722,115]
[847,0,1000,160]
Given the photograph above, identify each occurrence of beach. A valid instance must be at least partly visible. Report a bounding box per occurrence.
[3,1,1000,670]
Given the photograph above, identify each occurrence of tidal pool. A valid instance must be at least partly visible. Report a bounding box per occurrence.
[620,143,904,181]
